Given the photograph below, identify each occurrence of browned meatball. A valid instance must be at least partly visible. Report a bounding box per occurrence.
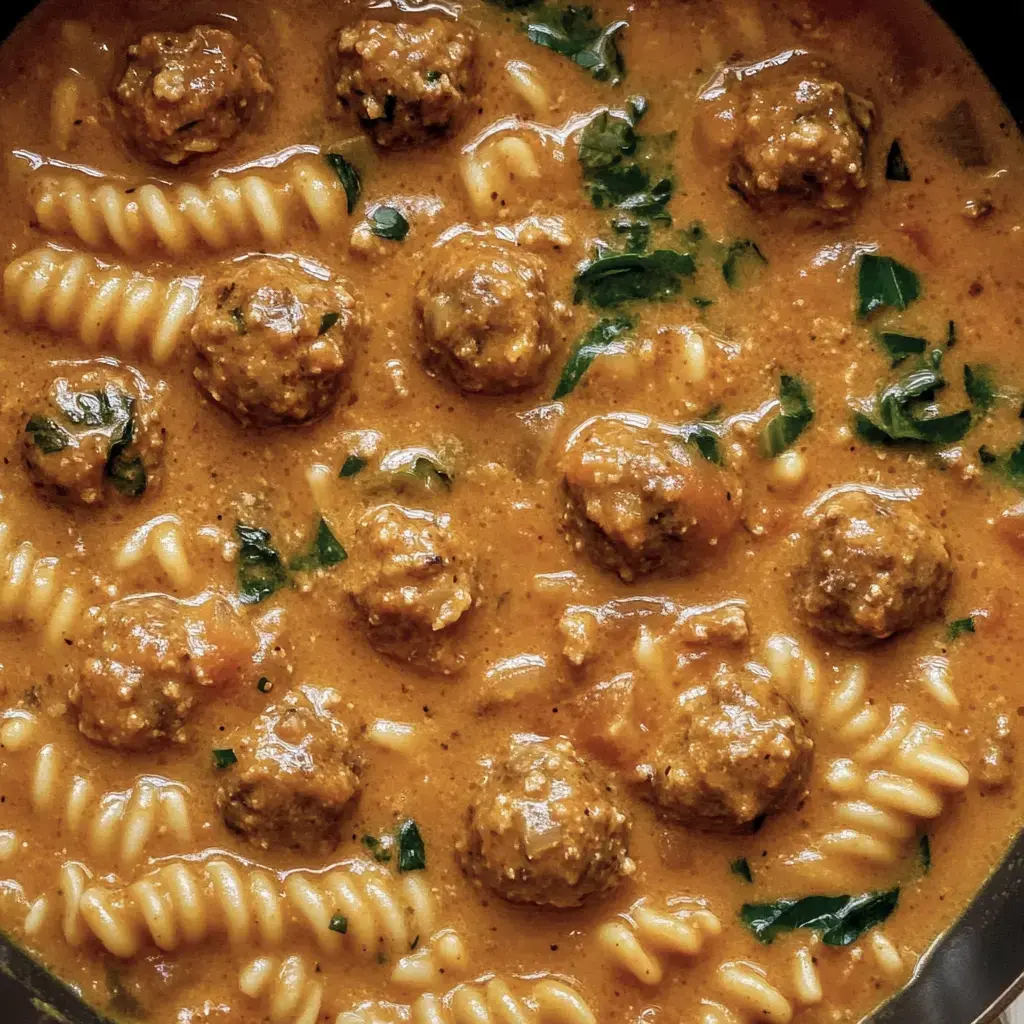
[457,737,634,907]
[114,25,272,165]
[348,503,476,672]
[336,18,475,147]
[561,415,741,581]
[21,363,165,505]
[69,594,256,751]
[192,257,362,427]
[217,689,360,851]
[416,241,554,394]
[645,670,813,832]
[792,490,953,644]
[701,65,873,215]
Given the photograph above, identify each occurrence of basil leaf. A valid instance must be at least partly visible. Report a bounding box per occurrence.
[25,414,71,454]
[329,913,348,934]
[409,456,452,491]
[885,140,912,181]
[761,375,813,457]
[212,748,237,769]
[289,518,348,571]
[574,249,695,308]
[236,524,289,604]
[319,312,340,336]
[947,616,975,640]
[879,332,927,367]
[857,254,921,319]
[730,857,753,883]
[325,153,361,213]
[680,421,722,465]
[340,455,367,477]
[229,307,247,334]
[722,239,767,287]
[741,888,900,947]
[552,315,633,399]
[964,364,997,412]
[370,206,409,241]
[523,6,627,83]
[105,400,148,497]
[979,441,1024,490]
[362,834,393,862]
[397,819,427,872]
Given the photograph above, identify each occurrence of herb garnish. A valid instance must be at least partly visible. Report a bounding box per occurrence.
[879,332,927,367]
[721,239,767,288]
[947,616,976,641]
[730,857,753,883]
[761,375,813,457]
[212,748,237,769]
[857,254,921,319]
[325,153,361,213]
[329,913,349,934]
[362,834,394,863]
[235,524,289,604]
[289,518,348,571]
[513,4,627,83]
[397,819,427,872]
[574,248,695,308]
[885,140,912,182]
[370,206,410,241]
[919,834,932,874]
[963,364,998,412]
[741,888,900,947]
[24,414,71,454]
[340,455,367,477]
[319,312,340,336]
[552,315,633,399]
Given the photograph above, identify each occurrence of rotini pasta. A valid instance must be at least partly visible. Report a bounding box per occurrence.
[64,856,440,959]
[2,246,199,364]
[20,742,192,872]
[31,153,350,256]
[240,955,324,1024]
[0,521,84,647]
[708,960,794,1024]
[596,897,721,985]
[115,514,193,590]
[461,133,543,218]
[337,976,597,1024]
[505,61,551,117]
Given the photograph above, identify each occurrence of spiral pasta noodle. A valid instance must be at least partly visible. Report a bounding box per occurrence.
[115,514,193,591]
[22,742,192,873]
[64,857,440,959]
[596,897,721,985]
[3,246,199,364]
[240,955,324,1024]
[701,960,794,1024]
[0,521,83,647]
[31,154,350,256]
[461,134,543,218]
[337,976,597,1024]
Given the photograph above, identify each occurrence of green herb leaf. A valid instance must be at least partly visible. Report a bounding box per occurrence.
[325,153,361,213]
[235,524,289,604]
[741,889,900,947]
[523,5,627,83]
[212,748,237,769]
[340,454,367,477]
[362,834,393,863]
[762,375,813,457]
[885,140,912,182]
[412,456,453,491]
[370,206,410,242]
[722,239,767,287]
[397,819,427,872]
[919,834,932,874]
[879,332,927,367]
[964,364,998,412]
[947,320,958,347]
[552,315,633,399]
[257,676,272,694]
[319,312,340,336]
[691,296,713,309]
[730,857,753,883]
[947,616,975,641]
[24,414,71,454]
[574,249,695,308]
[290,518,348,572]
[108,454,147,497]
[425,70,442,83]
[857,254,921,319]
[680,421,722,465]
[230,307,247,334]
[329,913,348,934]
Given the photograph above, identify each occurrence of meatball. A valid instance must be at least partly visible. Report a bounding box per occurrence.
[645,670,813,832]
[336,18,475,147]
[416,241,554,394]
[792,490,953,644]
[218,689,360,851]
[69,594,255,751]
[457,737,634,907]
[703,66,873,214]
[561,415,741,581]
[22,363,165,505]
[191,257,362,426]
[349,503,476,672]
[114,25,272,165]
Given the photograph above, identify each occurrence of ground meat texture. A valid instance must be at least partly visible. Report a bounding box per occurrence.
[114,26,272,165]
[457,737,634,907]
[703,67,873,215]
[792,490,953,644]
[69,595,255,751]
[336,18,475,147]
[21,364,165,505]
[191,258,361,426]
[977,705,1015,790]
[561,415,742,581]
[349,503,476,672]
[416,242,554,394]
[646,671,813,832]
[217,690,360,851]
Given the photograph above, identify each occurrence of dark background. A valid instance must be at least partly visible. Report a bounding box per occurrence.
[0,1,1020,1021]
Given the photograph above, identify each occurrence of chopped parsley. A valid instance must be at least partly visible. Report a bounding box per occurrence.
[212,748,237,769]
[574,248,695,308]
[339,455,367,478]
[885,140,912,182]
[325,153,361,213]
[741,888,900,947]
[506,4,627,83]
[963,364,998,412]
[721,239,767,287]
[680,421,723,465]
[857,253,921,319]
[362,834,394,863]
[947,616,976,641]
[979,442,1024,490]
[289,518,348,571]
[397,819,427,872]
[257,676,273,694]
[552,315,633,399]
[235,524,289,604]
[24,414,71,454]
[879,332,927,367]
[370,206,410,242]
[229,307,247,334]
[319,312,341,336]
[329,913,349,934]
[761,375,813,457]
[730,857,753,883]
[425,70,442,83]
